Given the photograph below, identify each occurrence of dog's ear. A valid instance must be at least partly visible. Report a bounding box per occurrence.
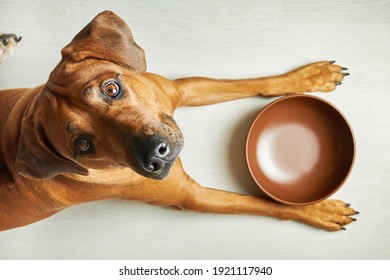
[61,10,146,72]
[15,112,89,180]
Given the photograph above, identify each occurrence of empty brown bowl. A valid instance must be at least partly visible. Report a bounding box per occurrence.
[246,95,355,205]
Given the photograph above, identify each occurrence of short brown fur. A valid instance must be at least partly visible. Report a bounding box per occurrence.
[0,11,356,231]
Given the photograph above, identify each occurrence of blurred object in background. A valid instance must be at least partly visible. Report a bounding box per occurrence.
[0,34,22,63]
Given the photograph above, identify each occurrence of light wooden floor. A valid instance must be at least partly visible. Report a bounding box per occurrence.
[0,0,389,259]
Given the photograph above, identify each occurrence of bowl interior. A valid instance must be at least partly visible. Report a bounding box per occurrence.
[246,95,355,205]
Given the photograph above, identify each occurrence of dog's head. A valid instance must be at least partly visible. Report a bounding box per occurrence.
[15,11,184,180]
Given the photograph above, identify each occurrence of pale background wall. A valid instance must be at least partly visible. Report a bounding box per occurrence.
[0,0,389,259]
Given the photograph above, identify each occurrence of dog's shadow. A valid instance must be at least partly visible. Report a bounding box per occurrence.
[227,103,270,198]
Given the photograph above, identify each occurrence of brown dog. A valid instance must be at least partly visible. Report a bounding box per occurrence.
[0,11,357,231]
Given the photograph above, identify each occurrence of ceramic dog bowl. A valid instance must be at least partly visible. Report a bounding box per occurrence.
[246,95,355,205]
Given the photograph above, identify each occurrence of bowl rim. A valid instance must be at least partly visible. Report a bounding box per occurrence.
[245,94,356,205]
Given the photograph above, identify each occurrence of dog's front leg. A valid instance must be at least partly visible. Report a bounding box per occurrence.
[173,61,347,107]
[174,174,357,231]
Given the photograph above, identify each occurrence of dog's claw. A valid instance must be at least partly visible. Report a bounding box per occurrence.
[354,211,360,215]
[345,203,351,207]
[336,82,342,86]
[329,60,336,64]
[341,67,348,71]
[351,217,357,222]
[343,73,350,76]
[340,227,346,230]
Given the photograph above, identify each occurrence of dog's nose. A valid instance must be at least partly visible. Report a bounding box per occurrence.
[142,136,171,173]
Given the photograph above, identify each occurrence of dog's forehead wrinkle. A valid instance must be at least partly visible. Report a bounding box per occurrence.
[50,57,126,90]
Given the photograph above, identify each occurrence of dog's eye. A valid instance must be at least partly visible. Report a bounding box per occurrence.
[2,39,8,46]
[103,81,120,98]
[74,138,91,152]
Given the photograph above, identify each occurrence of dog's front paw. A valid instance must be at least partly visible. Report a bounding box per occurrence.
[287,61,349,93]
[294,199,358,231]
